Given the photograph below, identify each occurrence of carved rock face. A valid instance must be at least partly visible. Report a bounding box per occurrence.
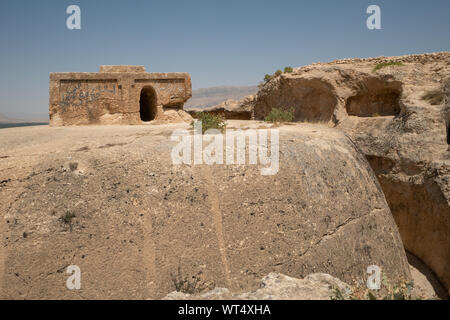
[247,52,450,292]
[49,66,192,126]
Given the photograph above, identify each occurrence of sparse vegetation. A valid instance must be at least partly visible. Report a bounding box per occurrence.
[264,107,295,123]
[262,67,294,85]
[191,112,226,134]
[331,277,416,300]
[372,61,404,72]
[421,89,444,105]
[264,74,273,82]
[170,266,205,294]
[59,211,76,231]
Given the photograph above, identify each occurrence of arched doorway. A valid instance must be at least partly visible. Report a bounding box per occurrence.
[139,86,157,121]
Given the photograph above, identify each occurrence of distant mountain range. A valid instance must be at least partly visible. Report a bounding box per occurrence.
[185,85,258,109]
[0,113,18,123]
[0,112,48,124]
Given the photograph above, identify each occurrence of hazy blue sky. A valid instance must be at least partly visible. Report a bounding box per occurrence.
[0,0,449,120]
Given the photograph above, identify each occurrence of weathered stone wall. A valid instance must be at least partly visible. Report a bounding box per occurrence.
[49,66,192,126]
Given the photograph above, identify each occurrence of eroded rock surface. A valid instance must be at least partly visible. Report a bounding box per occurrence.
[164,273,351,300]
[246,52,450,292]
[0,122,410,299]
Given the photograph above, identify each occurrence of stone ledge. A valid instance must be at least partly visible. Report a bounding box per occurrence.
[99,65,146,72]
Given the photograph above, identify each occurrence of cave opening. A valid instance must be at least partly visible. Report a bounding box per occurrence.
[139,86,157,121]
[293,89,337,122]
[345,80,402,117]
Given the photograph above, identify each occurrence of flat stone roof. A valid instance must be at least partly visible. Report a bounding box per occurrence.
[99,65,146,72]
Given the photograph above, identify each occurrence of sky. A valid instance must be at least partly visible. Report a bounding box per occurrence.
[0,0,449,120]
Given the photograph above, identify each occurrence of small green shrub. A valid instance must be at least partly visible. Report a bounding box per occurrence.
[373,61,404,72]
[264,67,293,83]
[264,74,273,82]
[59,211,76,231]
[421,89,444,105]
[264,107,295,123]
[191,112,226,134]
[60,211,75,224]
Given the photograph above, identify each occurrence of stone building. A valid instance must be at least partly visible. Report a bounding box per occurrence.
[49,65,192,126]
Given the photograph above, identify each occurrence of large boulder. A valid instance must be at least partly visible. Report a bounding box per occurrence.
[251,52,450,291]
[0,123,410,299]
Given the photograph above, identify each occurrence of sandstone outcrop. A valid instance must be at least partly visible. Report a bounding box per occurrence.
[187,95,255,120]
[0,122,410,299]
[248,52,450,291]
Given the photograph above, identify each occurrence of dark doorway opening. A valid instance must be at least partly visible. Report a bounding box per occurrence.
[139,86,157,121]
[447,124,450,145]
